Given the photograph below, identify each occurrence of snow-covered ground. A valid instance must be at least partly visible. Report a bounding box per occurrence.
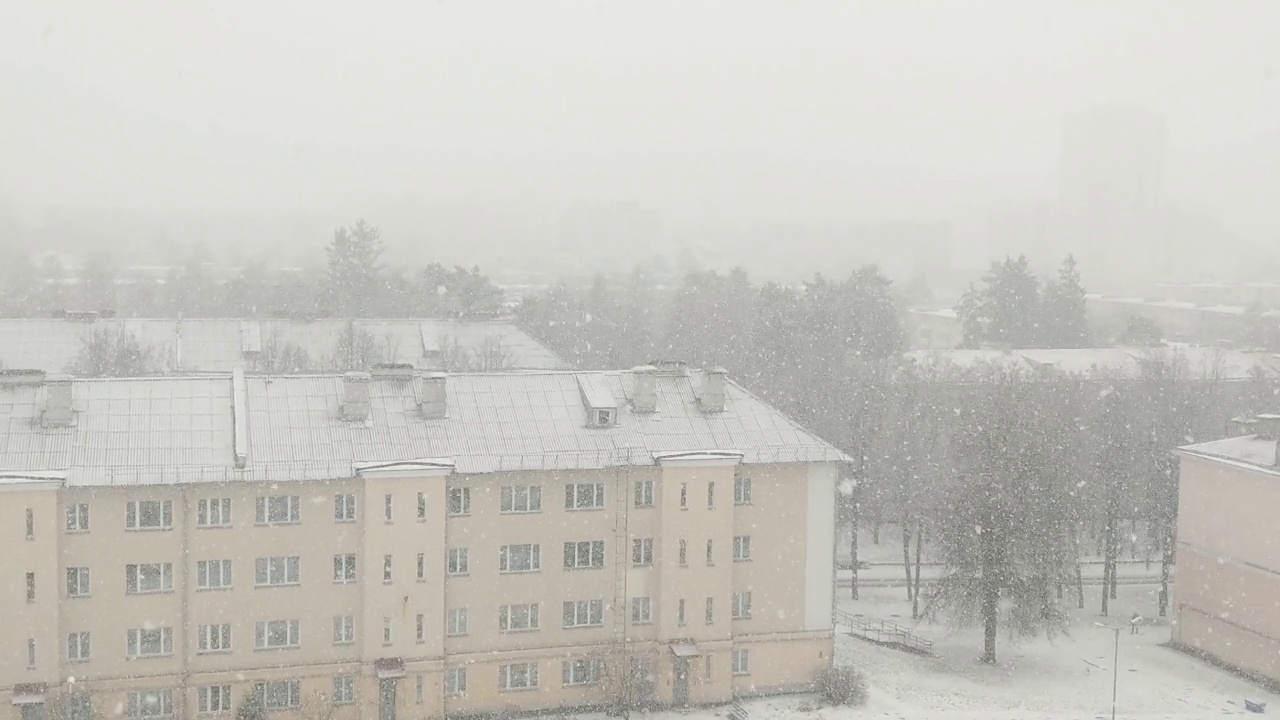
[572,584,1278,720]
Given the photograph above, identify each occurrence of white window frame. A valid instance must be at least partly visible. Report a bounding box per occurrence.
[334,493,356,522]
[499,662,539,691]
[732,649,750,675]
[447,608,468,636]
[630,597,652,624]
[500,485,542,513]
[332,676,355,705]
[66,503,90,532]
[445,667,467,696]
[127,627,174,658]
[67,631,91,662]
[705,596,715,625]
[126,563,173,594]
[563,540,604,570]
[254,619,301,650]
[196,498,232,528]
[733,535,752,562]
[197,624,232,653]
[333,554,356,584]
[499,603,540,632]
[196,559,232,590]
[680,483,688,509]
[678,539,688,566]
[417,492,427,520]
[732,591,753,619]
[417,553,426,581]
[416,613,425,643]
[632,538,653,567]
[707,480,716,508]
[706,539,715,566]
[383,554,393,583]
[677,599,687,626]
[562,599,604,628]
[126,500,172,531]
[448,487,471,516]
[66,566,91,598]
[734,475,752,505]
[254,556,300,587]
[198,685,232,715]
[447,548,469,575]
[633,479,654,508]
[256,680,301,711]
[562,658,603,687]
[500,543,542,573]
[565,482,605,510]
[255,495,300,525]
[127,690,173,719]
[384,494,394,522]
[332,615,354,645]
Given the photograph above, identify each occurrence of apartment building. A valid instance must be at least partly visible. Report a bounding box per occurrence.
[1174,415,1280,682]
[1,362,846,720]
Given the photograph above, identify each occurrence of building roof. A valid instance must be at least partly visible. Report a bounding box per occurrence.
[0,318,564,373]
[1178,435,1279,475]
[0,369,850,487]
[903,347,1279,380]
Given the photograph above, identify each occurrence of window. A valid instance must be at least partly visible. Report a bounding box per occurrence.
[26,572,35,602]
[500,485,542,513]
[677,599,687,626]
[631,597,652,624]
[448,487,470,516]
[254,556,300,586]
[67,631,91,662]
[705,655,713,681]
[333,615,354,645]
[592,408,615,426]
[27,638,35,666]
[634,479,654,508]
[126,563,174,594]
[255,681,300,711]
[66,503,90,532]
[706,539,714,566]
[197,624,232,653]
[734,475,752,505]
[733,535,752,562]
[126,500,172,530]
[255,495,300,525]
[199,685,232,714]
[500,543,542,573]
[499,662,539,691]
[415,674,425,704]
[732,649,750,675]
[563,658,603,687]
[417,553,426,581]
[333,554,356,584]
[383,554,393,583]
[26,508,34,538]
[565,482,605,510]
[678,539,688,566]
[382,616,392,645]
[705,597,715,625]
[448,548,469,575]
[332,676,355,705]
[447,608,468,636]
[445,668,467,696]
[127,627,174,658]
[196,498,232,528]
[499,603,540,632]
[732,592,752,619]
[196,560,232,590]
[632,538,653,566]
[66,566,90,598]
[562,540,604,570]
[707,481,716,508]
[254,620,300,649]
[127,690,173,719]
[416,614,425,643]
[417,492,427,520]
[334,493,356,522]
[384,494,394,522]
[679,483,688,509]
[562,599,604,628]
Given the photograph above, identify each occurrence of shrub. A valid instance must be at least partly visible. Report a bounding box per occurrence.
[815,666,868,706]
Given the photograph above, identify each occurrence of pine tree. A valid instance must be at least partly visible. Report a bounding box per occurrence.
[1039,255,1091,347]
[956,255,1041,348]
[324,220,383,317]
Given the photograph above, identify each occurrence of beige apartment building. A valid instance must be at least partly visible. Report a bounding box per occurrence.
[1174,414,1280,681]
[1,362,845,720]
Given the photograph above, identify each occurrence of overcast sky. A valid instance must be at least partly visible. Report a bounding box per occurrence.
[2,0,1278,255]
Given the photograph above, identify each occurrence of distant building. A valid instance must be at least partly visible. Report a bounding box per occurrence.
[905,309,963,350]
[1174,416,1280,682]
[1085,295,1280,349]
[0,365,845,719]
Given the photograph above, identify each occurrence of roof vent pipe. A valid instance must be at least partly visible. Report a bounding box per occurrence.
[700,367,727,413]
[341,371,372,421]
[420,372,447,419]
[631,365,657,413]
[42,374,74,427]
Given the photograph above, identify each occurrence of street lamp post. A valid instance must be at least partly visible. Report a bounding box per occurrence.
[1093,623,1121,720]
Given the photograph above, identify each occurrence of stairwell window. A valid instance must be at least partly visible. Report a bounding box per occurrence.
[126,563,173,594]
[417,553,426,581]
[255,495,299,525]
[255,556,300,586]
[26,572,35,602]
[634,479,654,508]
[384,494,394,522]
[26,508,34,538]
[126,500,172,530]
[197,498,232,528]
[705,597,715,624]
[677,599,687,626]
[501,485,542,513]
[500,544,542,573]
[631,597,652,624]
[733,535,752,562]
[562,658,603,686]
[448,487,471,516]
[499,603,541,632]
[383,554,393,583]
[66,503,90,532]
[416,614,425,643]
[417,492,427,520]
[562,599,604,628]
[732,591,752,619]
[706,539,714,566]
[563,540,604,570]
[678,540,688,566]
[732,649,750,675]
[679,483,688,509]
[565,482,605,510]
[499,662,539,691]
[382,617,392,645]
[707,481,716,509]
[734,475,752,505]
[334,494,356,522]
[632,538,654,567]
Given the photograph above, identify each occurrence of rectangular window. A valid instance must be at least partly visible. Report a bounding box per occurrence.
[707,481,716,508]
[680,483,688,509]
[414,492,426,520]
[26,508,34,538]
[415,674,424,704]
[733,535,752,562]
[417,553,426,581]
[254,619,300,649]
[447,548,469,575]
[126,563,174,594]
[706,539,714,566]
[677,599,687,626]
[67,631,91,662]
[196,498,232,528]
[562,658,603,687]
[632,538,653,566]
[255,681,300,711]
[66,566,91,598]
[332,676,355,705]
[255,495,300,525]
[732,591,753,619]
[196,560,232,590]
[562,540,605,570]
[501,485,542,513]
[416,614,425,643]
[127,627,174,658]
[333,554,356,584]
[732,649,750,675]
[447,608,468,636]
[500,543,542,573]
[383,554,393,583]
[448,487,470,516]
[445,668,467,696]
[562,599,604,628]
[734,475,752,505]
[334,493,356,522]
[499,662,539,691]
[66,503,90,532]
[27,638,35,666]
[254,556,300,586]
[382,616,392,645]
[499,603,540,632]
[630,597,652,624]
[197,624,232,653]
[127,690,173,719]
[333,615,354,645]
[705,655,713,681]
[198,685,232,715]
[678,539,688,566]
[705,597,715,624]
[126,500,172,530]
[384,494,393,522]
[26,572,35,602]
[565,482,605,510]
[633,479,654,508]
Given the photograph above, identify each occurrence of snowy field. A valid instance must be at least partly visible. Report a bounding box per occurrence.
[572,584,1278,720]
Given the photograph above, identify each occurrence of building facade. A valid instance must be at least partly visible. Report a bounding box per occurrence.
[1,364,844,720]
[1174,416,1280,682]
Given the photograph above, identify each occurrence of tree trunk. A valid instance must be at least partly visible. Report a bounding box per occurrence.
[1158,522,1174,618]
[1101,508,1117,614]
[872,511,881,545]
[911,523,924,620]
[980,528,1000,665]
[1100,539,1112,618]
[1109,517,1120,600]
[850,507,860,601]
[901,521,914,601]
[1076,559,1085,610]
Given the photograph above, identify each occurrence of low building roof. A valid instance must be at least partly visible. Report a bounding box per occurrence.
[1177,435,1279,475]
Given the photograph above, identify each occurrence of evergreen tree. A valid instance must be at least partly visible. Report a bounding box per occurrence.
[324,219,384,317]
[68,327,161,377]
[1039,255,1091,347]
[956,255,1041,348]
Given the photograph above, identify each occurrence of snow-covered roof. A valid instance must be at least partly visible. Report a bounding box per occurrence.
[1178,435,1279,474]
[902,347,1279,380]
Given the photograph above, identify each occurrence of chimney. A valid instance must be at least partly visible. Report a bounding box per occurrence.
[1255,413,1280,441]
[42,374,74,427]
[699,367,727,413]
[420,372,447,419]
[371,363,416,381]
[631,365,657,413]
[341,371,372,421]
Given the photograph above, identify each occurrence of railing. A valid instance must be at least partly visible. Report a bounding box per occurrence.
[728,700,749,720]
[835,609,934,655]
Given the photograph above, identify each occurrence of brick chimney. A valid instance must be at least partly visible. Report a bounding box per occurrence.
[341,371,372,421]
[42,374,74,427]
[699,367,727,413]
[420,372,447,419]
[631,365,657,413]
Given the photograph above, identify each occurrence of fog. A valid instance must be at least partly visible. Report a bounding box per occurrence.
[3,0,1279,284]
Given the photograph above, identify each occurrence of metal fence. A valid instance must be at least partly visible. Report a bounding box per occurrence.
[835,609,934,655]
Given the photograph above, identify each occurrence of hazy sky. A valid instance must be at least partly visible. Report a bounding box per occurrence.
[3,1,1278,248]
